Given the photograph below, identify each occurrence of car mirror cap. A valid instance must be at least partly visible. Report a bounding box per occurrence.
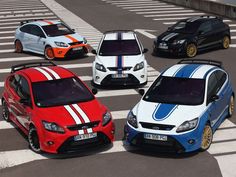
[139,89,145,96]
[92,88,98,95]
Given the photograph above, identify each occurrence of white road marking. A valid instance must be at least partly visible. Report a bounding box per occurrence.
[214,154,236,177]
[0,26,18,30]
[0,56,43,63]
[123,5,176,9]
[129,7,185,12]
[113,2,166,5]
[163,19,231,25]
[0,7,48,13]
[136,10,195,15]
[230,30,236,32]
[0,12,54,19]
[0,16,57,22]
[96,89,138,98]
[0,42,13,46]
[134,29,156,39]
[229,24,236,27]
[208,141,236,154]
[0,31,14,34]
[117,3,167,7]
[153,17,196,21]
[231,36,236,39]
[144,13,205,18]
[0,49,15,54]
[230,44,236,47]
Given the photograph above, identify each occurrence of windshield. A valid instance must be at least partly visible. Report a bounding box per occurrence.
[99,39,141,56]
[143,76,205,105]
[42,23,74,37]
[169,21,199,34]
[32,77,94,107]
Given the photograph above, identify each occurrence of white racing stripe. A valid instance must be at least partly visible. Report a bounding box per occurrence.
[34,67,53,80]
[64,105,84,134]
[72,104,93,133]
[41,67,60,79]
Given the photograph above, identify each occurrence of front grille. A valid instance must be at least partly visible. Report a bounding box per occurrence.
[107,67,132,71]
[69,41,83,46]
[139,122,175,131]
[101,74,140,86]
[67,121,100,131]
[57,132,111,153]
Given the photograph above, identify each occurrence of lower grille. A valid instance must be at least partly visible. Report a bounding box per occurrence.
[101,74,140,86]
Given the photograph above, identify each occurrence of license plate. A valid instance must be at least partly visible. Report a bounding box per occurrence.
[112,73,128,78]
[72,47,83,51]
[144,133,167,141]
[158,43,168,49]
[74,132,97,141]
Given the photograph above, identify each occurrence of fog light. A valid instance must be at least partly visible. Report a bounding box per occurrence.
[141,75,144,78]
[188,139,195,144]
[95,76,100,80]
[47,141,54,145]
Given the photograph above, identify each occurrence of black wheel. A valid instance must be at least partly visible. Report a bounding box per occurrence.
[2,99,10,122]
[15,40,23,53]
[186,43,197,58]
[44,46,55,60]
[28,127,41,153]
[227,95,235,118]
[200,124,213,151]
[222,36,230,49]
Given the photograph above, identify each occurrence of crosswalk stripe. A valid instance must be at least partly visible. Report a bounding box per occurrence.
[231,36,236,39]
[230,30,236,32]
[0,42,13,46]
[0,4,45,9]
[0,56,43,62]
[144,12,205,18]
[136,10,195,14]
[0,9,50,16]
[153,17,196,21]
[0,49,15,54]
[229,24,236,27]
[0,26,18,30]
[129,7,185,12]
[0,31,14,34]
[0,12,54,19]
[163,19,232,25]
[112,2,166,5]
[208,141,236,155]
[0,140,131,169]
[0,16,57,22]
[116,3,167,7]
[104,0,155,2]
[123,5,176,9]
[0,7,48,13]
[96,89,138,98]
[0,22,23,26]
[230,44,236,47]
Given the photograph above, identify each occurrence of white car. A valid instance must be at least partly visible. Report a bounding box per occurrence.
[92,30,148,86]
[14,19,89,60]
[124,59,234,153]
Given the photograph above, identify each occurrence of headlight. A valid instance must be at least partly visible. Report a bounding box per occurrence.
[42,121,65,133]
[54,41,68,47]
[133,61,144,71]
[83,37,87,44]
[176,118,198,133]
[127,111,138,128]
[95,63,106,72]
[172,39,185,45]
[102,112,112,126]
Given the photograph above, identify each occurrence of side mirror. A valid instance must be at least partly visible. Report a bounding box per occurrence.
[139,89,145,96]
[92,88,98,95]
[91,49,97,55]
[20,98,31,106]
[210,95,219,102]
[72,29,75,32]
[142,48,148,53]
[198,30,204,35]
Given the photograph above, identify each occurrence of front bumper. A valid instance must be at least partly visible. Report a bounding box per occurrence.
[93,67,147,86]
[125,123,203,153]
[52,44,89,58]
[39,121,115,154]
[153,41,186,56]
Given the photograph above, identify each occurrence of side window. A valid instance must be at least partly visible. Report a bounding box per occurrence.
[20,25,31,33]
[30,25,45,37]
[215,70,227,92]
[207,72,218,100]
[198,21,212,34]
[17,76,31,99]
[9,75,20,92]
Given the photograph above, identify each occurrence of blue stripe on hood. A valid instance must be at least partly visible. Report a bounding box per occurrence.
[152,104,177,121]
[117,55,122,74]
[175,64,201,78]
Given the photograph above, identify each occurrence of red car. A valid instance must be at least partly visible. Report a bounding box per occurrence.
[1,62,115,154]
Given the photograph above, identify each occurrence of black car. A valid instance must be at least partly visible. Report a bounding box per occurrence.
[153,16,231,58]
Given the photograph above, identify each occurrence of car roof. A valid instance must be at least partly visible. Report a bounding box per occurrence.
[103,30,136,40]
[185,16,222,24]
[12,62,75,82]
[162,59,223,79]
[20,19,62,27]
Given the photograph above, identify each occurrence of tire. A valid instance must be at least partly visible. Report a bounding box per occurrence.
[15,40,23,53]
[44,46,55,60]
[28,126,41,153]
[227,95,235,118]
[186,43,197,58]
[222,36,230,49]
[200,124,213,151]
[2,99,10,122]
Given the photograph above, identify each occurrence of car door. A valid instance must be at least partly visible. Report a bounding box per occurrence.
[197,21,214,49]
[8,75,32,130]
[206,71,227,127]
[29,25,47,54]
[19,24,32,50]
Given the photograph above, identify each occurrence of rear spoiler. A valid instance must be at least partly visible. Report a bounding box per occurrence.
[20,19,44,26]
[178,59,222,68]
[11,62,56,73]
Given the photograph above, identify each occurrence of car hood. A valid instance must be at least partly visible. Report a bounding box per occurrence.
[49,33,84,44]
[134,100,205,127]
[158,31,190,43]
[96,54,144,68]
[37,99,105,126]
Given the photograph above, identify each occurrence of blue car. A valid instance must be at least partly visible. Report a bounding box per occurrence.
[124,59,235,153]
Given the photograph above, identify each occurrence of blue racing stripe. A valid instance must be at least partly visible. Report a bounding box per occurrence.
[152,104,177,121]
[175,64,201,78]
[117,32,122,40]
[117,55,123,74]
